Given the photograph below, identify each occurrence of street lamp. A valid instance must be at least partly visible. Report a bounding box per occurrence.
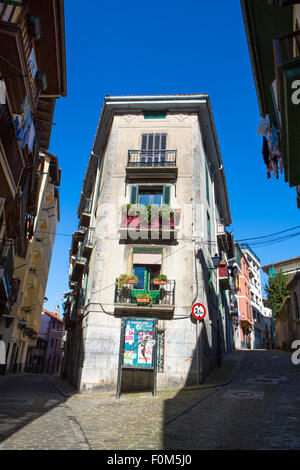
[212,254,221,269]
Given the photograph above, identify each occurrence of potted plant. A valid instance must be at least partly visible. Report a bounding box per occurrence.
[135,293,151,303]
[153,274,168,285]
[116,274,138,288]
[150,205,160,228]
[127,274,138,284]
[159,205,174,228]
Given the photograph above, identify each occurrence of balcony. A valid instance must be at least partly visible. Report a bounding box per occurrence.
[218,262,230,291]
[273,30,300,187]
[82,227,95,259]
[70,226,86,256]
[0,5,40,113]
[126,150,177,178]
[0,243,14,314]
[114,277,175,317]
[70,244,86,282]
[119,205,181,240]
[79,198,92,227]
[0,104,24,197]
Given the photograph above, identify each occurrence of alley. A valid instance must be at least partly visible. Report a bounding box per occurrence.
[0,349,299,450]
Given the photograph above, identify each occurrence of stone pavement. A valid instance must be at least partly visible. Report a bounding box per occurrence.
[0,349,299,450]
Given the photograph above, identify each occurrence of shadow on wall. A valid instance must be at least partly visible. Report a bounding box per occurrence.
[61,317,84,391]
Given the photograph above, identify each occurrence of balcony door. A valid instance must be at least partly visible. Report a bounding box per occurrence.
[133,264,161,293]
[141,133,167,165]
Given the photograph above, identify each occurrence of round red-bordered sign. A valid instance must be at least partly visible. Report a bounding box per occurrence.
[192,303,206,320]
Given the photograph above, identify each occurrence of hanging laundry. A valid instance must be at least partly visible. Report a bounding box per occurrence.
[278,157,284,174]
[0,79,6,105]
[271,158,279,179]
[20,92,30,122]
[257,115,270,137]
[270,124,279,148]
[262,136,270,166]
[20,111,35,153]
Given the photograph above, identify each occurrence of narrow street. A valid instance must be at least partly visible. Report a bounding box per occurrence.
[0,349,299,450]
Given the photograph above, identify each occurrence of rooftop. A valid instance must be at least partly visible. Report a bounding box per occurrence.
[42,308,63,323]
[262,256,300,273]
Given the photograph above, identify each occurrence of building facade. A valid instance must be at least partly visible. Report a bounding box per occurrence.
[4,153,60,374]
[262,256,300,278]
[0,0,66,373]
[28,308,64,373]
[241,1,300,208]
[241,243,266,349]
[235,243,254,349]
[62,94,233,392]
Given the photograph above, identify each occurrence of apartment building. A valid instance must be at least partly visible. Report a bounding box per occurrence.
[241,243,266,348]
[0,0,66,373]
[4,152,61,373]
[62,94,233,393]
[234,243,254,349]
[240,1,300,207]
[27,308,64,374]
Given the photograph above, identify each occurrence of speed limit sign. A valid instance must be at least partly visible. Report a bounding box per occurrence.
[192,303,206,320]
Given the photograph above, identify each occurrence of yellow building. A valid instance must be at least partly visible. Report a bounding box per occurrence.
[5,152,60,373]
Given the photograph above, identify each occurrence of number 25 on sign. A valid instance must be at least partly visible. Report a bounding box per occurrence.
[192,303,206,320]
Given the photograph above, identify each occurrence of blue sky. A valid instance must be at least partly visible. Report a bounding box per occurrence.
[45,0,299,313]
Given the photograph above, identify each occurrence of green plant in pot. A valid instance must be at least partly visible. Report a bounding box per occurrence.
[150,205,160,228]
[116,274,138,288]
[153,274,168,285]
[159,205,174,225]
[135,293,152,303]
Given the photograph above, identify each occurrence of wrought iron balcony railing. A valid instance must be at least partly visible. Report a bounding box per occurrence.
[114,278,175,307]
[127,150,177,168]
[0,104,24,191]
[79,198,93,226]
[84,227,95,247]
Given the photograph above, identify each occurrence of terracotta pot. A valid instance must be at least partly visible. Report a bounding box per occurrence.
[136,298,150,303]
[153,280,166,285]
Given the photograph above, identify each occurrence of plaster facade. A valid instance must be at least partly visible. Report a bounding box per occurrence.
[63,95,232,393]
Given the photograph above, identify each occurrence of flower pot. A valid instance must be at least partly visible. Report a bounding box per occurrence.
[153,280,166,285]
[136,298,150,303]
[127,279,136,284]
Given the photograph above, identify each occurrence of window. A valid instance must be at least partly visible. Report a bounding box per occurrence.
[144,112,166,119]
[141,133,167,151]
[130,185,171,206]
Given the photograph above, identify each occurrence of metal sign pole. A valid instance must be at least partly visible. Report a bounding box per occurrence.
[152,319,158,397]
[116,318,126,399]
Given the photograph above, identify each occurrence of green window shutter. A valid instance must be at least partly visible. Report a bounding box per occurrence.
[130,185,139,204]
[163,185,171,205]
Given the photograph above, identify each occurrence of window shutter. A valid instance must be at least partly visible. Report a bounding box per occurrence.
[141,135,147,150]
[130,185,139,204]
[163,185,171,205]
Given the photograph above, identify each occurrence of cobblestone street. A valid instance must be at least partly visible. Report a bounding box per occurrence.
[0,349,299,450]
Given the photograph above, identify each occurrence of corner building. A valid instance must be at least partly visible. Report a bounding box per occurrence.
[63,95,232,392]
